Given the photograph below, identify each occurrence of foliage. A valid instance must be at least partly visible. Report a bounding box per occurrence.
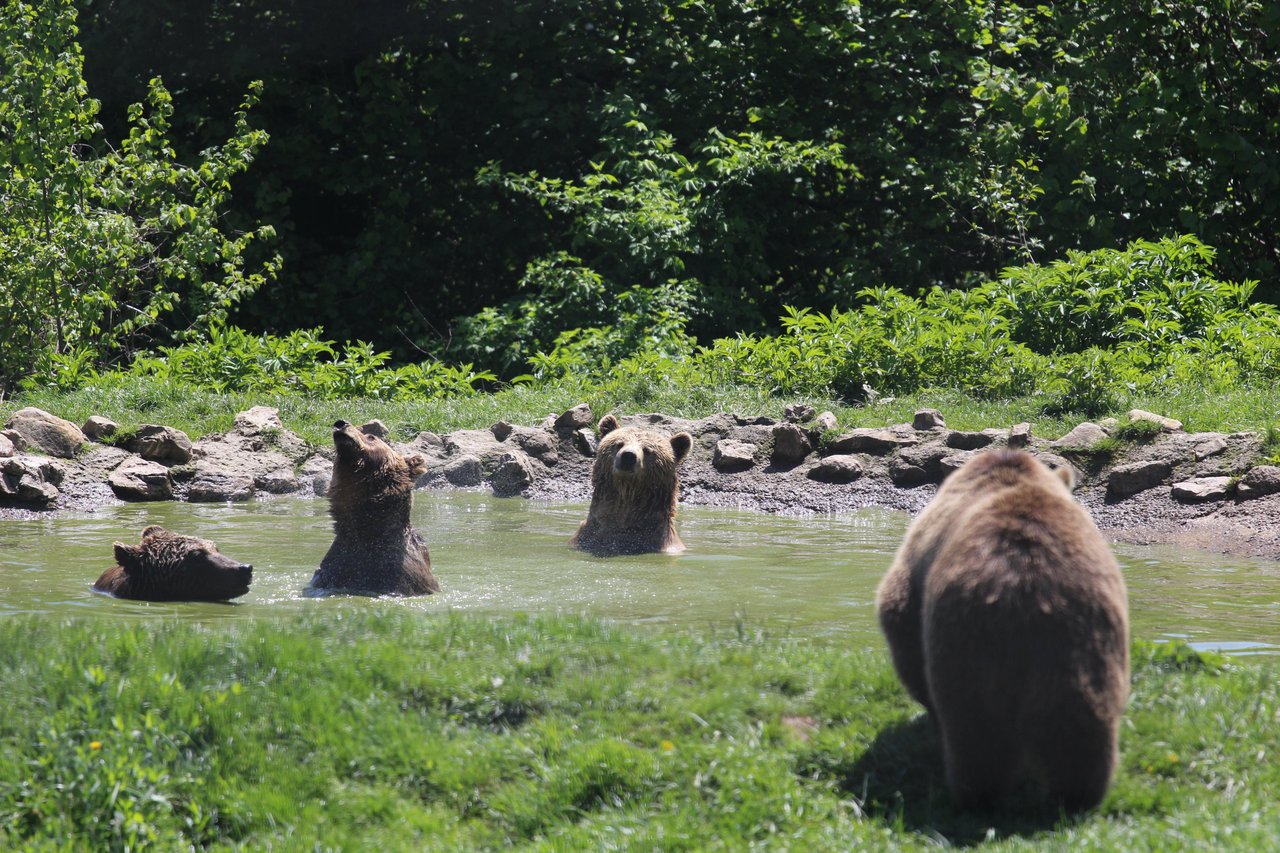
[0,614,1276,849]
[0,0,279,393]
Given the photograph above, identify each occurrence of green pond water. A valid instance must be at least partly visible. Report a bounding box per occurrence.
[1,492,1278,655]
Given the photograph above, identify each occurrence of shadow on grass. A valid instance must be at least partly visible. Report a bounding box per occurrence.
[845,715,1083,846]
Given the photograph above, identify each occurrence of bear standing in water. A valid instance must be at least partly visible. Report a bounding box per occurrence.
[876,449,1128,811]
[310,420,440,596]
[571,414,693,556]
[94,526,253,601]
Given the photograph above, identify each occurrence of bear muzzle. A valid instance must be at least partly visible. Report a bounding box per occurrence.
[613,448,640,473]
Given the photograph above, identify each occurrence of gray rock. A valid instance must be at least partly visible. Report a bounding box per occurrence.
[5,407,87,458]
[1127,409,1183,432]
[1,454,62,504]
[826,428,918,455]
[256,468,301,495]
[1193,435,1229,460]
[1008,422,1033,449]
[187,466,255,502]
[912,409,946,431]
[511,427,559,466]
[15,473,59,504]
[1108,460,1173,498]
[1171,476,1233,504]
[108,457,174,501]
[412,431,445,451]
[896,442,953,481]
[443,429,512,470]
[231,407,310,460]
[807,454,863,484]
[713,439,757,472]
[490,421,515,442]
[813,411,838,433]
[1237,466,1280,500]
[554,403,595,432]
[358,419,390,439]
[573,427,598,457]
[125,425,194,464]
[770,423,812,465]
[888,461,930,487]
[945,430,995,451]
[443,454,485,487]
[0,433,12,458]
[1051,422,1109,452]
[491,451,537,497]
[299,455,334,496]
[81,415,118,442]
[939,451,977,477]
[784,403,816,423]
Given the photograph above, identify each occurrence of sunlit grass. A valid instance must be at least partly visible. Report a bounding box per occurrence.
[0,614,1274,850]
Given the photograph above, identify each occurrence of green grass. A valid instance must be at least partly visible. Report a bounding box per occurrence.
[8,375,1280,447]
[0,613,1275,850]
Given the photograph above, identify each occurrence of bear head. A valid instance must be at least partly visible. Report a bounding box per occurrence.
[99,525,253,601]
[328,420,427,507]
[593,414,692,494]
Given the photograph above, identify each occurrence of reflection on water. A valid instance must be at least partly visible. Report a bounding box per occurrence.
[1,491,1277,655]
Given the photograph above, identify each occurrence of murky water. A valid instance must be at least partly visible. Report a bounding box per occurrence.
[1,492,1278,655]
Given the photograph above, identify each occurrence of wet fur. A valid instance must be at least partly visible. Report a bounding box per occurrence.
[877,450,1129,810]
[571,414,693,556]
[95,525,253,602]
[310,421,439,595]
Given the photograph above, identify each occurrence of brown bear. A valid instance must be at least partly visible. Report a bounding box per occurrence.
[309,420,440,595]
[876,449,1128,811]
[571,414,694,556]
[94,525,253,601]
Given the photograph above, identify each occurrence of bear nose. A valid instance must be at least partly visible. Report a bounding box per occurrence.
[333,420,350,430]
[615,449,638,471]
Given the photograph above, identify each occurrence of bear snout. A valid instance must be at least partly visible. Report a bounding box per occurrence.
[333,419,350,430]
[614,448,639,472]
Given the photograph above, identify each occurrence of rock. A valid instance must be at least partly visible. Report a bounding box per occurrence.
[443,429,512,469]
[888,460,931,488]
[770,423,812,465]
[912,409,945,431]
[0,433,12,458]
[81,416,118,442]
[490,421,515,442]
[1,454,62,504]
[108,458,174,501]
[15,474,58,504]
[826,428,918,455]
[187,466,255,502]
[1193,435,1229,460]
[412,431,445,451]
[1008,422,1033,449]
[256,468,301,495]
[0,429,23,453]
[230,407,310,460]
[939,451,977,476]
[1171,476,1233,504]
[945,430,995,451]
[511,427,558,466]
[541,413,558,431]
[895,442,953,481]
[807,454,863,484]
[491,451,536,497]
[1237,466,1280,500]
[1051,422,1109,453]
[784,403,816,423]
[1107,460,1172,498]
[713,439,757,472]
[554,403,594,432]
[813,411,838,433]
[125,425,194,464]
[573,427,598,457]
[234,406,282,434]
[5,407,87,458]
[1127,409,1183,432]
[358,419,389,439]
[442,454,485,487]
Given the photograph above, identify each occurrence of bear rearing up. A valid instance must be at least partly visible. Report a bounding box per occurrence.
[571,414,693,556]
[876,449,1129,811]
[94,525,253,601]
[309,420,440,596]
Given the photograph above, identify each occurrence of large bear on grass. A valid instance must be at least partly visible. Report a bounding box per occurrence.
[876,449,1129,811]
[310,420,440,595]
[94,525,253,601]
[571,414,693,556]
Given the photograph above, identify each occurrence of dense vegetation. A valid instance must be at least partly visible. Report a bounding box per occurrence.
[2,0,1277,394]
[0,613,1274,850]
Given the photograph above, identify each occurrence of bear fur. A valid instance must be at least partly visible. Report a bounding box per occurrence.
[876,449,1129,811]
[310,420,440,595]
[571,414,693,556]
[94,525,253,601]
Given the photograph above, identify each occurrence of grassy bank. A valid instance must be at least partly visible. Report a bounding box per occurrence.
[0,613,1274,850]
[7,375,1280,447]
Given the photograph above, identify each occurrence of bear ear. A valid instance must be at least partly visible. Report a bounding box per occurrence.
[1054,464,1077,490]
[141,525,166,539]
[669,432,693,464]
[598,414,621,437]
[406,454,427,478]
[113,542,142,570]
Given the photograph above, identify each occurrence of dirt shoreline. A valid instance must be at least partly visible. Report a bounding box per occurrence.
[5,404,1280,562]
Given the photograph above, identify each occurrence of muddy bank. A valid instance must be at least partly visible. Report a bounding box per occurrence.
[5,403,1280,561]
